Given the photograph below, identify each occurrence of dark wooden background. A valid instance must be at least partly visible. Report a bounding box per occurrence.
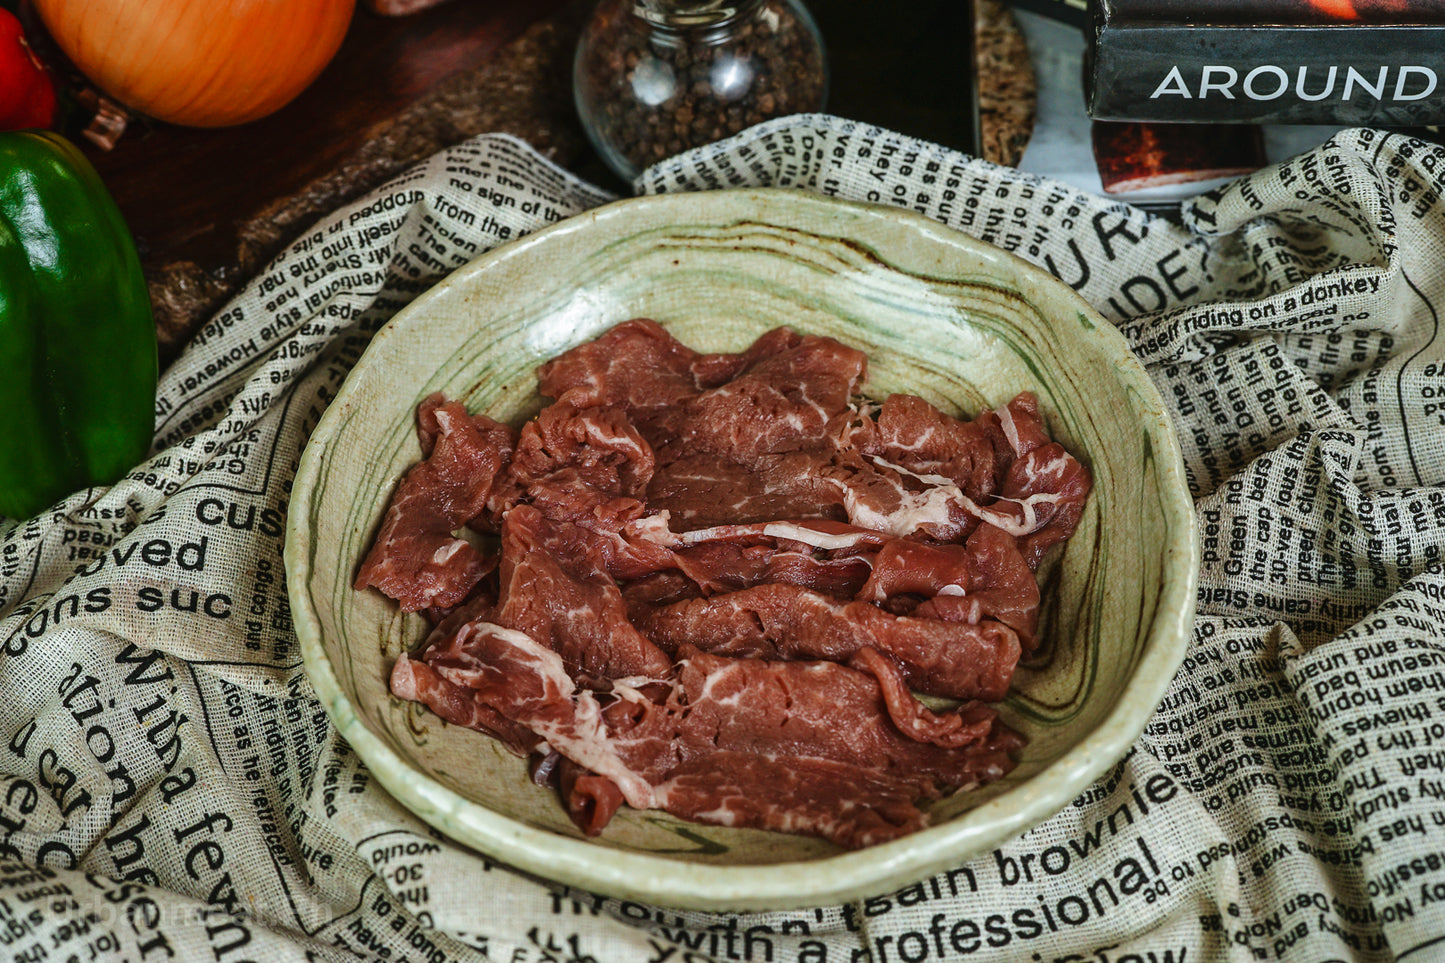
[83,0,574,272]
[18,0,1024,363]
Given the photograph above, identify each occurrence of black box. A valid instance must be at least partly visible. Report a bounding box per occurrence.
[1085,0,1445,125]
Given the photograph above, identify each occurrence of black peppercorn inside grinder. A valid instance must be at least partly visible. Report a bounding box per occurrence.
[574,0,828,181]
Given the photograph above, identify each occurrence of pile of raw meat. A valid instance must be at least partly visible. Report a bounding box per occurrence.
[355,320,1091,849]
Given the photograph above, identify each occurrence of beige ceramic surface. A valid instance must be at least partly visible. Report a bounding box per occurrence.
[286,188,1200,911]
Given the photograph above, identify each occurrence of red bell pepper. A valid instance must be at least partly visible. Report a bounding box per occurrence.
[0,7,56,131]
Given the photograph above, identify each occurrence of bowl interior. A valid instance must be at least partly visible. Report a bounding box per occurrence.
[288,188,1197,911]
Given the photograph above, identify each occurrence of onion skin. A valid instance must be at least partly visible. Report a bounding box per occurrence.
[32,0,357,128]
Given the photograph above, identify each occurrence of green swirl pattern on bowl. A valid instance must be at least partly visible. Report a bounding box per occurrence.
[286,188,1199,911]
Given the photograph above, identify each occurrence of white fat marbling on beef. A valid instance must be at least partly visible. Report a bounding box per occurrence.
[837,460,963,538]
[428,539,468,566]
[995,399,1023,455]
[954,491,1066,537]
[669,520,886,552]
[390,654,421,701]
[427,620,659,809]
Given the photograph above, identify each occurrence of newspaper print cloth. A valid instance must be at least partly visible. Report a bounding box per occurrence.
[1,116,1443,962]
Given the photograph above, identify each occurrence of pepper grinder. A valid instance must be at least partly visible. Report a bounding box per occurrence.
[574,0,828,182]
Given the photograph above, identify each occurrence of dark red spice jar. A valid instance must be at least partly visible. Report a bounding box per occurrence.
[574,0,827,180]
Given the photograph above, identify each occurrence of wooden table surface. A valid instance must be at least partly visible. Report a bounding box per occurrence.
[23,0,1031,364]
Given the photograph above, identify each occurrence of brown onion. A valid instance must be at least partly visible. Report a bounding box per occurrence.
[32,0,356,127]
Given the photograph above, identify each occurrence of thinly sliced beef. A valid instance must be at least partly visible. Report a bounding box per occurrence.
[390,653,540,756]
[651,648,1021,848]
[849,647,1009,749]
[853,393,1002,500]
[487,401,654,530]
[676,330,865,459]
[863,522,1041,650]
[636,519,883,598]
[647,441,971,533]
[970,522,1041,646]
[415,620,662,808]
[988,391,1054,461]
[856,538,973,601]
[632,518,1038,653]
[643,449,830,528]
[397,615,1019,848]
[495,506,672,684]
[364,321,1094,848]
[539,321,866,443]
[1000,442,1093,570]
[631,583,1020,700]
[622,540,871,601]
[555,757,627,835]
[666,647,1020,768]
[536,318,708,414]
[653,751,933,848]
[840,392,1092,552]
[664,518,892,552]
[354,395,515,611]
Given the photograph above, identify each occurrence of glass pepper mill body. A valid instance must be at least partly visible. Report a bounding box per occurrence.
[574,0,827,181]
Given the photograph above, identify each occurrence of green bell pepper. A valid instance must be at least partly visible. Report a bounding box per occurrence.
[0,129,156,519]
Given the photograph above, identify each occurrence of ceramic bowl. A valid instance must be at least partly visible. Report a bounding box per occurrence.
[287,188,1198,911]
